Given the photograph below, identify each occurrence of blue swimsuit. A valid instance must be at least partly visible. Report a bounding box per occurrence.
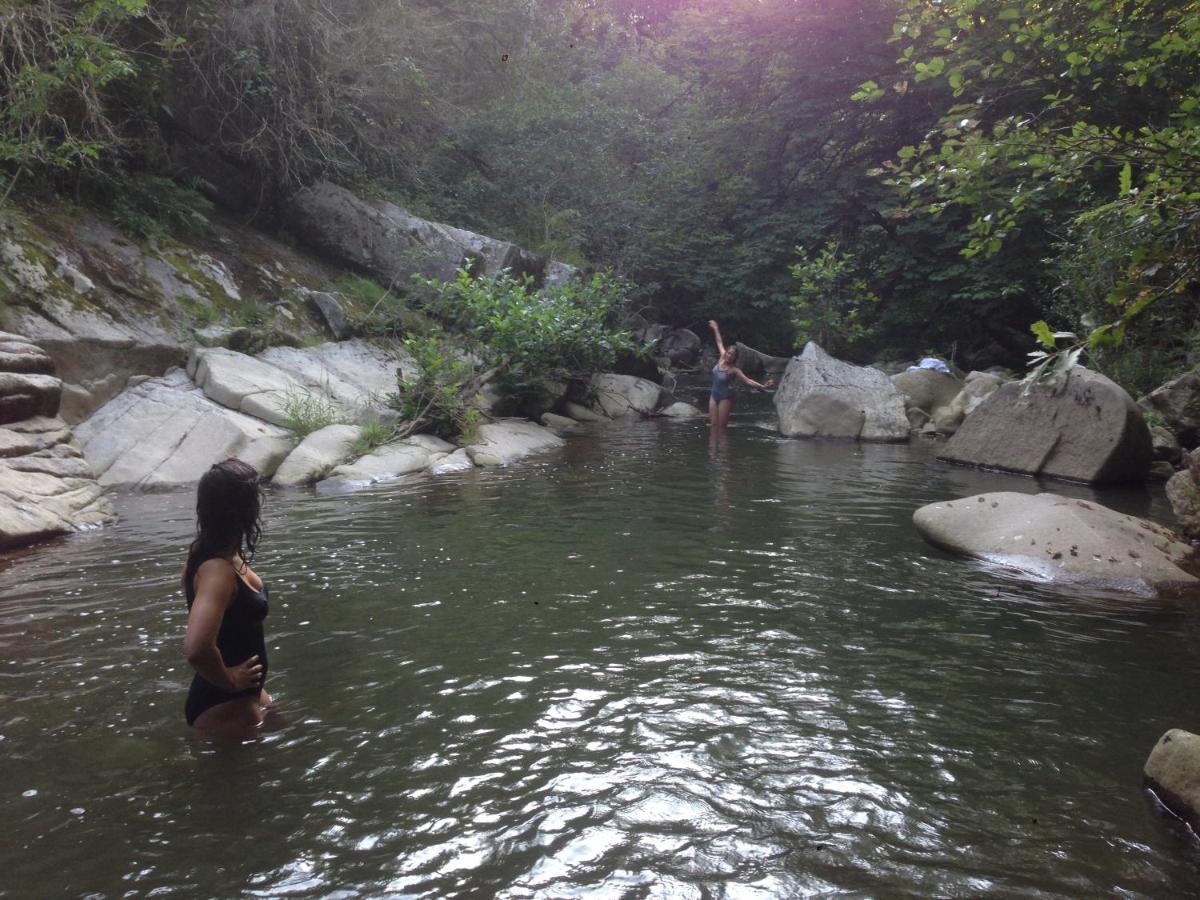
[711,364,735,401]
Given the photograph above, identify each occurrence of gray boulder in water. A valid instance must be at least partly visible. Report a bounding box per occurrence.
[773,342,909,442]
[938,367,1152,483]
[1145,729,1200,830]
[913,491,1198,596]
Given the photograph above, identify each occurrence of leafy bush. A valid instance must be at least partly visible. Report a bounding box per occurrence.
[109,176,207,240]
[388,330,484,440]
[417,267,634,402]
[788,241,879,355]
[237,300,268,327]
[280,387,342,439]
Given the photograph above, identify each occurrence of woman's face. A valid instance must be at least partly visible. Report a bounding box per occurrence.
[722,346,738,366]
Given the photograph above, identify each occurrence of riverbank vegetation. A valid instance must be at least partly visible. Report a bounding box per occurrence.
[2,0,1197,387]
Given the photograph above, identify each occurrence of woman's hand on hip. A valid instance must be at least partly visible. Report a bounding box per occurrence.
[227,655,263,692]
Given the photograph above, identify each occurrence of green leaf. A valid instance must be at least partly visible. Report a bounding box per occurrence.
[1119,161,1132,196]
[1031,320,1057,350]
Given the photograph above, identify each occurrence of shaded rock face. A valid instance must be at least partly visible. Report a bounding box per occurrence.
[939,367,1153,484]
[1145,729,1200,831]
[913,491,1197,596]
[1166,455,1200,538]
[891,369,963,415]
[928,371,1006,436]
[1140,367,1200,448]
[0,333,112,548]
[773,342,909,442]
[658,329,701,366]
[288,181,576,290]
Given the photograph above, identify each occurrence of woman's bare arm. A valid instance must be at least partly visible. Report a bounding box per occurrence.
[707,320,726,357]
[733,369,776,390]
[183,559,262,692]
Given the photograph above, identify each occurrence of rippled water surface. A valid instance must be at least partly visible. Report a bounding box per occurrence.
[4,396,1200,898]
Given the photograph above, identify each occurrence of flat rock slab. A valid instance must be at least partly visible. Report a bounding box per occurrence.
[76,369,293,490]
[774,342,909,442]
[188,347,304,427]
[913,491,1198,596]
[939,367,1152,483]
[258,340,416,410]
[1145,729,1200,830]
[0,416,113,549]
[466,420,565,466]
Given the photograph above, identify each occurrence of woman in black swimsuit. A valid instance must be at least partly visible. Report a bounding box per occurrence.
[182,459,274,738]
[707,320,775,428]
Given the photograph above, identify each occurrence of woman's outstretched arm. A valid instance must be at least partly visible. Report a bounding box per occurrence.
[734,369,776,391]
[707,320,726,357]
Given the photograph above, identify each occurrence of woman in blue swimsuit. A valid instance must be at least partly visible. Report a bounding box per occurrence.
[707,320,775,428]
[182,459,275,739]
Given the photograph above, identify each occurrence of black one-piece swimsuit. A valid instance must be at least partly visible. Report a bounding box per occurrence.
[184,561,270,726]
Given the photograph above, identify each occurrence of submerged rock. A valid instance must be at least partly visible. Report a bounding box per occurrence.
[773,342,909,442]
[939,367,1152,484]
[429,448,475,476]
[660,402,703,419]
[913,491,1198,596]
[320,441,434,491]
[465,420,565,466]
[1145,729,1200,831]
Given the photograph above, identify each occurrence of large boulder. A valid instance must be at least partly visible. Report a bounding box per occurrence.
[465,420,565,466]
[1145,729,1200,831]
[75,369,293,490]
[287,181,563,288]
[938,367,1153,483]
[1166,455,1200,539]
[1140,367,1200,448]
[589,373,662,418]
[0,415,113,548]
[773,342,909,442]
[272,424,362,486]
[913,491,1198,596]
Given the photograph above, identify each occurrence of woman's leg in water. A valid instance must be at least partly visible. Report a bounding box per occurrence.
[708,394,719,426]
[192,695,264,740]
[717,398,733,428]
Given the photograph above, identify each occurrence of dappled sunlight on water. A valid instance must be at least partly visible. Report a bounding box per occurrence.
[3,397,1200,896]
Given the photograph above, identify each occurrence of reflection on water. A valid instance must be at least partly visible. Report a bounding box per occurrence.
[3,395,1200,897]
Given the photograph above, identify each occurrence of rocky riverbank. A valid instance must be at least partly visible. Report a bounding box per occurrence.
[0,185,705,550]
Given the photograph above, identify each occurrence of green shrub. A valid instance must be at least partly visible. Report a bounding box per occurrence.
[280,387,342,439]
[349,420,395,458]
[237,299,268,327]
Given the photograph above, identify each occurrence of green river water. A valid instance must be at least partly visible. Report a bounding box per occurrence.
[3,394,1200,897]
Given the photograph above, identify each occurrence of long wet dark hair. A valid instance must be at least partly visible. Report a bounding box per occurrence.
[183,459,263,590]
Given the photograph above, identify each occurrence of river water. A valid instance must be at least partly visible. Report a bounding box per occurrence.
[3,395,1200,897]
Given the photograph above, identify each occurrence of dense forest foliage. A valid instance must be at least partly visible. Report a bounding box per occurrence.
[2,0,1197,386]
